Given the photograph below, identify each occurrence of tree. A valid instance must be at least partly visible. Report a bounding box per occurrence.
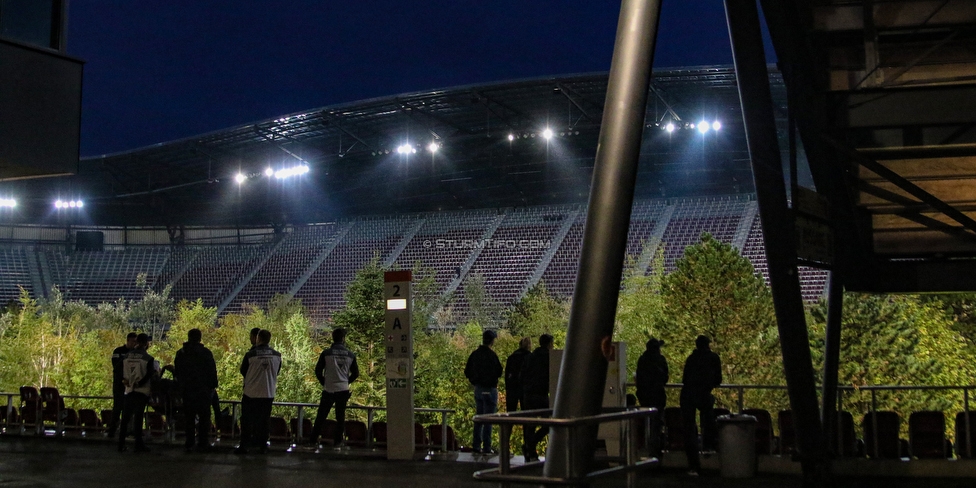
[505,282,569,341]
[661,233,783,408]
[614,252,668,382]
[465,272,503,329]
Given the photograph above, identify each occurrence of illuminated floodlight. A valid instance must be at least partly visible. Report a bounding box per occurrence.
[235,173,247,184]
[698,121,710,134]
[0,198,16,208]
[54,199,84,209]
[77,200,84,208]
[264,167,274,177]
[274,165,310,179]
[397,144,417,155]
[68,200,77,208]
[542,128,553,140]
[711,121,722,131]
[665,123,675,133]
[427,142,439,153]
[55,200,63,208]
[508,133,515,141]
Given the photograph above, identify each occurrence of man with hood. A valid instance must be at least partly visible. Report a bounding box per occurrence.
[680,335,722,476]
[174,328,218,453]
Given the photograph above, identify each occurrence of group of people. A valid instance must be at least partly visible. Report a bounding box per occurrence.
[463,331,554,461]
[465,331,722,476]
[110,326,360,454]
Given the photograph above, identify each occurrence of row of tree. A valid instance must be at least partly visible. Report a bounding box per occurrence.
[1,234,974,448]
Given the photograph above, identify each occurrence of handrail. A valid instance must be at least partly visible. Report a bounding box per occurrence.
[472,407,658,487]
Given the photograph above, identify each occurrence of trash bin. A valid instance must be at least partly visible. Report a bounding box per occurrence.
[716,414,757,478]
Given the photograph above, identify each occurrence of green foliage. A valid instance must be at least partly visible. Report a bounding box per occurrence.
[505,282,569,342]
[660,233,783,410]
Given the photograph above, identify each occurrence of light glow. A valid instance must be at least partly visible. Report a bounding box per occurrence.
[0,199,15,208]
[711,121,722,131]
[698,121,710,134]
[542,128,553,140]
[397,144,417,155]
[427,142,439,153]
[665,123,675,133]
[235,173,247,184]
[274,165,310,179]
[386,298,407,310]
[508,133,515,141]
[264,167,274,177]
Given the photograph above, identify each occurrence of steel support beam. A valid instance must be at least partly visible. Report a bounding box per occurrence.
[725,0,826,481]
[821,271,843,457]
[545,0,662,480]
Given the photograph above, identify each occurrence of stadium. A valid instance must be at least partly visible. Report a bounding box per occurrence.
[0,66,828,322]
[3,1,976,486]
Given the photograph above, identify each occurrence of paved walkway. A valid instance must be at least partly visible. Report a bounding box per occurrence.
[2,436,976,487]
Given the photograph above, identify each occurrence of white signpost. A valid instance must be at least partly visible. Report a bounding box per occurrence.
[384,270,414,460]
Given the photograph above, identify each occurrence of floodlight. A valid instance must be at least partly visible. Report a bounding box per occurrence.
[427,142,439,153]
[0,199,15,208]
[77,200,84,208]
[665,123,675,133]
[542,128,553,140]
[712,121,722,131]
[397,144,416,155]
[55,200,63,208]
[265,167,274,177]
[235,173,246,184]
[508,134,515,141]
[698,121,709,134]
[274,165,309,179]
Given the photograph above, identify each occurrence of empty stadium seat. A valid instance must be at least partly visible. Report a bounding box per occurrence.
[371,421,387,447]
[78,408,103,436]
[778,410,795,456]
[19,386,41,434]
[955,411,976,459]
[909,411,952,459]
[742,408,775,455]
[346,420,368,447]
[863,411,906,459]
[289,417,313,444]
[427,424,459,451]
[663,407,684,451]
[269,417,290,443]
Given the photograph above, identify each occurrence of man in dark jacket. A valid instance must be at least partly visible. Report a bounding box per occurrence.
[108,332,137,437]
[635,338,669,410]
[635,337,668,456]
[236,329,282,454]
[309,327,360,449]
[464,329,502,454]
[118,333,158,453]
[520,333,553,462]
[504,337,532,449]
[174,328,218,453]
[680,335,722,475]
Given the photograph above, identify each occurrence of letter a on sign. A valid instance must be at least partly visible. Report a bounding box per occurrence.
[393,317,402,329]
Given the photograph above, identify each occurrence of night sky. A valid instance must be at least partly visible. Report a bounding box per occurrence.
[67,1,756,157]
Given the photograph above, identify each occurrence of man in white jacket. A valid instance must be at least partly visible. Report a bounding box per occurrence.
[235,329,282,454]
[308,328,360,449]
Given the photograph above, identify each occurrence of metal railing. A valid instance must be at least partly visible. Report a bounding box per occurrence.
[472,407,658,487]
[0,392,455,452]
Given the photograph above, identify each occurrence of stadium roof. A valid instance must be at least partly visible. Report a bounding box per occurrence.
[8,65,787,227]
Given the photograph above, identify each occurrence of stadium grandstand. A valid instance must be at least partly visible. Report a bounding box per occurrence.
[0,66,827,321]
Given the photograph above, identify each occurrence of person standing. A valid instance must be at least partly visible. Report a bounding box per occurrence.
[504,337,532,448]
[236,329,282,454]
[236,327,262,450]
[680,335,722,476]
[174,328,218,453]
[464,330,503,455]
[635,338,669,456]
[117,333,158,453]
[308,327,360,449]
[107,332,137,437]
[520,333,553,462]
